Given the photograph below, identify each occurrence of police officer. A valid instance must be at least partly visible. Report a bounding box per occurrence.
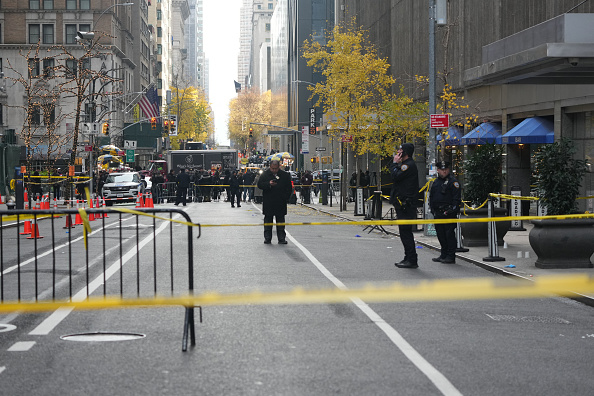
[429,161,461,264]
[390,143,420,268]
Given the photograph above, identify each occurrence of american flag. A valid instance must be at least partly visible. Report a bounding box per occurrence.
[138,86,159,119]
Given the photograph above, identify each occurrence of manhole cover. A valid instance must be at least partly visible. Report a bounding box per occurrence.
[60,332,146,342]
[486,314,571,324]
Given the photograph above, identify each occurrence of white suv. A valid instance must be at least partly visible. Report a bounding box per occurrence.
[101,172,145,206]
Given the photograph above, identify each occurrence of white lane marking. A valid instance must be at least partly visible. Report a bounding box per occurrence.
[29,218,174,336]
[0,366,5,374]
[286,231,463,396]
[1,216,134,277]
[7,341,36,352]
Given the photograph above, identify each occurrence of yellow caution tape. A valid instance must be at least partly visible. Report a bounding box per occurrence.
[0,274,592,313]
[490,193,539,201]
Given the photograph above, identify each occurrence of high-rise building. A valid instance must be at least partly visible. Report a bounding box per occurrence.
[251,0,277,93]
[238,0,254,88]
[186,0,206,93]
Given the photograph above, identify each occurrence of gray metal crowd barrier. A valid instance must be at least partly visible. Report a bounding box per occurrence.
[0,208,201,351]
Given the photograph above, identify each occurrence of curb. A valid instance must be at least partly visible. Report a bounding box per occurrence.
[301,203,594,308]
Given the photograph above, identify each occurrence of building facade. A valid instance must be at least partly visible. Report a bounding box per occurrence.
[342,0,594,212]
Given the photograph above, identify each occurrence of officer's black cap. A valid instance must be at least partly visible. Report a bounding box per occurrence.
[400,143,414,157]
[436,161,450,170]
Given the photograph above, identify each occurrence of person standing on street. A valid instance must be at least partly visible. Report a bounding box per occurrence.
[429,161,461,264]
[390,143,420,268]
[174,168,191,206]
[300,170,313,204]
[257,158,292,244]
[229,170,242,207]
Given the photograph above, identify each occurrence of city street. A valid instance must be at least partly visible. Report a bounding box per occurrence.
[1,200,593,395]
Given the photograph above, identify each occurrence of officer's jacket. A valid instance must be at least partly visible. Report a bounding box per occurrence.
[389,157,419,205]
[429,174,461,216]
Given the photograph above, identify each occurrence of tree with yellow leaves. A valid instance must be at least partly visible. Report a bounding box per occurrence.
[228,89,271,150]
[302,20,394,159]
[168,86,212,150]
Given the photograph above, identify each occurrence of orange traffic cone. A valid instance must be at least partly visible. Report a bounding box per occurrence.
[88,196,95,221]
[35,197,41,210]
[20,220,32,235]
[147,193,154,208]
[135,193,142,208]
[0,193,4,204]
[24,188,28,202]
[27,223,43,239]
[101,196,109,218]
[74,200,84,225]
[63,214,75,229]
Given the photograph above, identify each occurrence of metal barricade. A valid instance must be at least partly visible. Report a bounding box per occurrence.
[0,207,201,351]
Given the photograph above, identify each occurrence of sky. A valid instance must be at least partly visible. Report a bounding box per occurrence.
[203,0,242,146]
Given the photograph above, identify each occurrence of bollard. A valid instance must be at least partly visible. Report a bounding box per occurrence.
[483,197,505,262]
[455,213,469,252]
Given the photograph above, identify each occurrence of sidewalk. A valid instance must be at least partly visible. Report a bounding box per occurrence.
[302,199,594,303]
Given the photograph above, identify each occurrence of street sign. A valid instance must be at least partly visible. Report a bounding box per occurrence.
[340,135,353,143]
[430,114,449,128]
[309,108,316,133]
[85,146,93,152]
[126,149,135,163]
[301,126,310,154]
[316,147,326,151]
[124,140,137,150]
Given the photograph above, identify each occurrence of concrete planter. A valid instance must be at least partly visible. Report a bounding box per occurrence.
[529,219,594,269]
[460,207,510,247]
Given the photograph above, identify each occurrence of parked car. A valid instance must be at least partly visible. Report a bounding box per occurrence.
[101,172,145,206]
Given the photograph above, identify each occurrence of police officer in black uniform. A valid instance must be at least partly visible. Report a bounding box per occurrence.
[429,161,461,264]
[390,143,420,268]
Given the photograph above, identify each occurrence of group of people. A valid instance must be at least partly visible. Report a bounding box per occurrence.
[389,143,461,268]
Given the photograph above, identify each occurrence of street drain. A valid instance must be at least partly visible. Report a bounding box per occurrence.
[60,332,146,342]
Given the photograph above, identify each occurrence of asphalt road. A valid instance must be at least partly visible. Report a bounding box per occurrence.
[1,200,593,395]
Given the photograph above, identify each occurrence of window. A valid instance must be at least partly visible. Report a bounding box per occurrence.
[66,24,90,44]
[157,44,162,55]
[268,3,273,9]
[44,0,53,9]
[29,24,40,44]
[66,0,76,9]
[157,27,162,37]
[265,23,270,32]
[29,105,41,125]
[42,58,55,78]
[43,24,54,44]
[157,10,162,20]
[157,78,162,89]
[44,105,56,126]
[66,59,77,76]
[29,58,40,78]
[257,4,261,9]
[79,0,90,10]
[29,0,40,9]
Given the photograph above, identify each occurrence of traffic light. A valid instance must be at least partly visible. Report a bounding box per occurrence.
[249,127,253,138]
[310,157,318,163]
[163,120,169,133]
[102,122,109,135]
[151,117,157,130]
[170,119,176,134]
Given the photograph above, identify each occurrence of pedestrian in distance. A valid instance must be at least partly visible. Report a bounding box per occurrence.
[257,158,292,244]
[174,168,191,206]
[229,170,242,207]
[253,172,263,204]
[429,161,461,264]
[389,143,420,268]
[300,170,313,204]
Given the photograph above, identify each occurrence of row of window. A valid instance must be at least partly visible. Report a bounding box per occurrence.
[256,3,275,10]
[28,23,91,45]
[27,104,56,126]
[29,0,90,10]
[28,57,90,79]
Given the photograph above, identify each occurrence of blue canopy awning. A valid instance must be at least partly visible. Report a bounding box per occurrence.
[496,117,554,144]
[460,122,502,145]
[436,126,464,146]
